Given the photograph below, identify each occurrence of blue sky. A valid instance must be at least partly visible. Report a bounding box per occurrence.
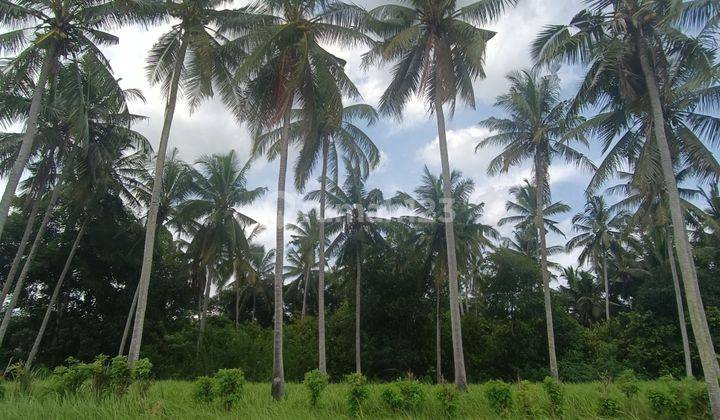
[99,0,608,271]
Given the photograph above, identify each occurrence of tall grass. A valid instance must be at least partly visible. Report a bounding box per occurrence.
[0,379,703,419]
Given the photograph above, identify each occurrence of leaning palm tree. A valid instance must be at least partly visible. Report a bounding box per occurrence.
[307,163,384,374]
[238,0,369,396]
[362,0,517,389]
[533,1,720,408]
[390,167,497,383]
[127,0,256,365]
[0,0,158,240]
[567,195,626,321]
[477,70,593,379]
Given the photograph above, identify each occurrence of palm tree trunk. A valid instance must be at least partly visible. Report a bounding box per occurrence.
[434,97,467,389]
[0,173,63,348]
[0,198,40,309]
[637,37,720,417]
[355,245,362,374]
[0,46,56,240]
[318,142,328,373]
[234,261,240,327]
[25,222,85,370]
[667,232,693,378]
[128,33,189,365]
[603,251,610,321]
[197,266,211,353]
[301,264,309,320]
[534,154,559,380]
[436,274,442,384]
[118,285,139,356]
[271,110,290,400]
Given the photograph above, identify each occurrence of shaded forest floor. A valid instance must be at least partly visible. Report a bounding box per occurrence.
[0,379,710,419]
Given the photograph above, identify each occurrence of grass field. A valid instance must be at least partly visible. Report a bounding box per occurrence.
[0,379,710,419]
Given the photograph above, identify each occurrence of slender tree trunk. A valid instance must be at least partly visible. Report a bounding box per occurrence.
[271,110,290,400]
[667,231,693,378]
[434,98,467,389]
[637,38,720,417]
[252,292,257,322]
[25,223,85,370]
[0,198,40,309]
[355,246,362,374]
[535,155,559,380]
[197,266,211,353]
[234,261,239,327]
[0,46,56,240]
[436,274,442,384]
[128,34,189,365]
[118,285,139,356]
[301,264,309,320]
[0,174,63,348]
[318,143,328,373]
[603,251,610,321]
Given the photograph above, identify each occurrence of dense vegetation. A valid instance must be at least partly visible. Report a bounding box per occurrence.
[1,0,720,417]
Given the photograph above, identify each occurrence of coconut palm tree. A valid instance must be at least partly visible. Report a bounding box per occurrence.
[0,0,158,240]
[307,163,384,374]
[567,195,626,321]
[239,0,369,396]
[127,0,258,365]
[286,209,322,319]
[477,70,593,379]
[237,245,275,323]
[390,167,498,383]
[362,0,518,389]
[560,267,604,327]
[533,1,720,408]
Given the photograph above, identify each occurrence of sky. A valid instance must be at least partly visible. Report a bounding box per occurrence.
[101,0,593,270]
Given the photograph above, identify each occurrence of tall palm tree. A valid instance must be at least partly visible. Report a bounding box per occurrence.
[390,167,497,383]
[363,0,518,389]
[237,245,275,323]
[307,163,384,374]
[239,0,368,397]
[127,0,254,365]
[567,195,626,321]
[477,70,593,379]
[533,1,720,409]
[0,0,157,240]
[286,210,321,319]
[560,267,604,327]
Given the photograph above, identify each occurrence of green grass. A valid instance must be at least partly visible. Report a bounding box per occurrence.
[0,379,709,419]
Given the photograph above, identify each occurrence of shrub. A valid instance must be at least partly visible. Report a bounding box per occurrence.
[89,355,111,395]
[381,386,404,411]
[193,376,216,404]
[345,373,369,417]
[616,370,639,398]
[516,380,539,417]
[484,380,513,414]
[303,369,329,407]
[109,356,131,395]
[214,368,245,410]
[542,376,564,417]
[397,379,425,410]
[52,357,93,395]
[131,358,153,397]
[597,396,622,417]
[684,380,709,417]
[436,385,459,419]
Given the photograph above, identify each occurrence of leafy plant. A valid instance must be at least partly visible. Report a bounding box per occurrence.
[131,358,153,397]
[109,356,131,395]
[436,385,459,419]
[484,380,513,414]
[89,355,110,395]
[52,357,93,395]
[542,376,564,417]
[214,368,245,410]
[381,386,404,411]
[304,369,329,407]
[597,395,622,417]
[516,380,539,417]
[616,370,639,399]
[382,378,426,412]
[345,373,369,417]
[192,376,215,404]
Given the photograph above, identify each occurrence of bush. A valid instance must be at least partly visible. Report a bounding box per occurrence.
[484,380,513,414]
[516,380,539,417]
[345,373,368,417]
[88,355,111,395]
[381,379,425,412]
[542,376,563,417]
[131,358,153,397]
[684,380,709,417]
[193,376,216,404]
[616,370,639,398]
[52,357,93,395]
[214,368,245,410]
[597,396,622,417]
[436,385,459,419]
[303,369,329,407]
[109,356,131,395]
